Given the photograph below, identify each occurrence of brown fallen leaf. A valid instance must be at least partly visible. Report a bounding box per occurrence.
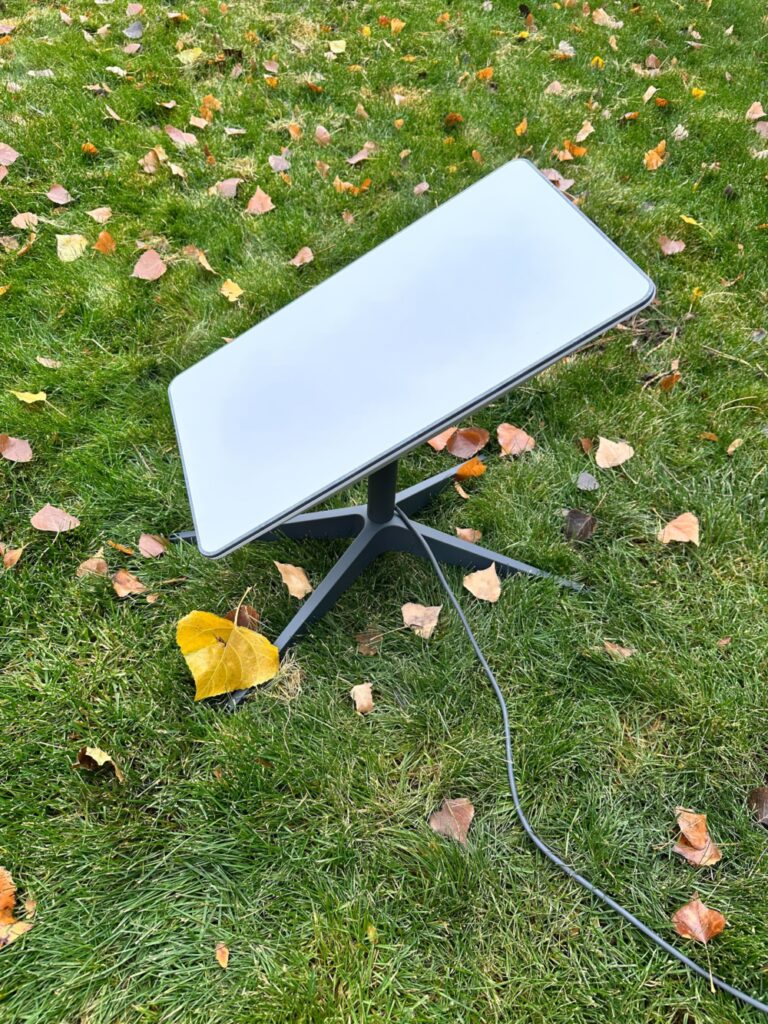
[350,682,374,714]
[274,561,313,599]
[497,423,535,456]
[0,435,33,463]
[659,235,686,256]
[564,509,597,541]
[746,101,766,121]
[603,640,635,659]
[108,540,135,556]
[747,787,768,826]
[289,246,314,267]
[456,456,486,479]
[246,187,275,214]
[456,527,482,543]
[223,604,260,630]
[429,797,475,846]
[671,898,726,944]
[112,568,147,597]
[132,249,166,281]
[674,807,722,867]
[93,231,116,255]
[446,427,489,459]
[31,504,80,533]
[595,436,634,468]
[76,554,109,577]
[355,628,382,655]
[658,512,699,546]
[401,602,442,639]
[215,941,229,969]
[463,563,500,602]
[75,745,125,783]
[0,866,34,950]
[138,533,167,557]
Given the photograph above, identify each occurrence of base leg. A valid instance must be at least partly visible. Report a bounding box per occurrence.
[414,523,584,591]
[394,460,480,516]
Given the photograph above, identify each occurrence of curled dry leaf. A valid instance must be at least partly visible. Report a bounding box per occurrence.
[31,503,79,533]
[76,554,109,577]
[401,602,442,639]
[429,798,475,846]
[36,356,61,369]
[456,527,482,543]
[671,898,726,944]
[1,544,25,569]
[674,807,722,867]
[355,628,382,655]
[215,942,229,969]
[0,866,34,950]
[289,246,314,267]
[595,436,634,468]
[463,563,501,602]
[132,249,166,281]
[658,512,699,546]
[176,610,280,700]
[0,435,32,463]
[223,604,260,630]
[75,746,125,783]
[497,423,535,456]
[747,787,768,826]
[564,508,597,542]
[659,235,686,256]
[455,456,486,479]
[644,140,666,170]
[350,682,374,714]
[274,561,313,599]
[246,187,275,214]
[446,427,489,459]
[138,533,167,557]
[112,568,146,597]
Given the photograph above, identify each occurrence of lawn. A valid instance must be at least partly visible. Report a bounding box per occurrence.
[2,0,768,1021]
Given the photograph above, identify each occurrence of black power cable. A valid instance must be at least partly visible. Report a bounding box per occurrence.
[393,504,768,1017]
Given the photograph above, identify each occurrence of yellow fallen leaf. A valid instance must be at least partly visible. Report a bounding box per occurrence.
[177,610,280,701]
[691,87,706,100]
[680,214,701,226]
[220,279,243,302]
[215,942,230,969]
[56,233,89,262]
[515,117,528,136]
[177,47,203,65]
[75,745,125,783]
[10,390,46,404]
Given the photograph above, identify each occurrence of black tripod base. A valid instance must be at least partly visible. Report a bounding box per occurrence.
[172,459,582,665]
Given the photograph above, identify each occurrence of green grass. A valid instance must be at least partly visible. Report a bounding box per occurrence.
[1,0,768,1021]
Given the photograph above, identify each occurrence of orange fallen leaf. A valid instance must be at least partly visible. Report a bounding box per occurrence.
[463,563,500,602]
[1,543,25,569]
[350,682,374,714]
[497,423,535,456]
[515,117,528,136]
[427,426,457,451]
[401,602,442,639]
[31,504,80,533]
[595,436,634,468]
[644,139,666,170]
[0,866,34,950]
[456,456,485,479]
[658,512,699,546]
[429,797,475,845]
[75,745,125,783]
[93,230,116,255]
[112,568,147,597]
[674,807,722,867]
[215,942,229,969]
[274,561,313,599]
[220,279,243,302]
[671,898,725,944]
[476,66,494,82]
